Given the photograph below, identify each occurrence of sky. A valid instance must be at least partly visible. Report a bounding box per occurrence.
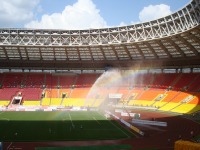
[0,0,191,30]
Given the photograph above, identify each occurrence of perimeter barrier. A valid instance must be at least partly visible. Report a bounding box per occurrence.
[105,110,144,136]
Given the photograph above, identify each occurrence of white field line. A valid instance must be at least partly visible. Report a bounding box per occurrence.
[69,114,73,126]
[74,129,118,130]
[97,112,130,138]
[7,142,12,149]
[93,117,100,124]
[0,112,5,115]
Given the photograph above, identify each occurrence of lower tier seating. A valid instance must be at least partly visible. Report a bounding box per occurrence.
[84,99,95,107]
[0,100,10,105]
[158,103,181,111]
[50,98,62,106]
[62,98,85,107]
[42,98,62,106]
[23,101,40,106]
[128,100,155,107]
[152,101,167,107]
[92,99,104,107]
[170,104,200,114]
[42,98,50,106]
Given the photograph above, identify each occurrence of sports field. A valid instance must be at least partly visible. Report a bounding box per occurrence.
[0,111,136,142]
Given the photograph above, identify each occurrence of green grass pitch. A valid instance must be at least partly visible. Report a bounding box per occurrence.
[0,111,136,142]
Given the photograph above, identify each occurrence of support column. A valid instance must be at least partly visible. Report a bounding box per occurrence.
[191,68,193,73]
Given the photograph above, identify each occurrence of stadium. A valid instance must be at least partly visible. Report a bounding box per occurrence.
[0,0,200,149]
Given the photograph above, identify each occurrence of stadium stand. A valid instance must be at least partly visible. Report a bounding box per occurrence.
[0,88,19,100]
[134,73,156,88]
[83,74,96,88]
[169,92,195,103]
[159,73,180,89]
[188,93,200,105]
[3,73,24,88]
[50,98,62,106]
[173,73,199,90]
[23,101,40,106]
[59,76,76,88]
[117,89,129,99]
[0,73,4,84]
[42,98,50,106]
[137,91,165,101]
[0,100,10,105]
[62,98,85,106]
[149,73,168,90]
[24,73,44,88]
[161,91,181,102]
[92,99,104,107]
[128,100,155,107]
[0,72,200,114]
[187,74,200,91]
[22,88,43,100]
[59,89,72,98]
[45,74,58,88]
[75,74,87,88]
[44,89,58,98]
[70,89,90,98]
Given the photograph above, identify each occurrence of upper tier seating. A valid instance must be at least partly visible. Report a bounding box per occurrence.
[159,73,179,89]
[45,74,58,88]
[24,73,44,88]
[173,73,198,90]
[83,74,96,88]
[3,73,24,88]
[59,76,76,88]
[22,88,42,100]
[134,73,156,88]
[187,74,200,91]
[75,74,87,88]
[0,88,19,100]
[149,74,168,90]
[0,73,4,84]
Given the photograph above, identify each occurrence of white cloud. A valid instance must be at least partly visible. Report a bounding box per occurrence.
[25,0,107,30]
[37,5,43,13]
[0,0,39,27]
[119,22,126,26]
[131,21,140,25]
[139,4,172,22]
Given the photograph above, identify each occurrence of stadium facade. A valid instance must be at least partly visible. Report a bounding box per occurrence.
[0,0,199,72]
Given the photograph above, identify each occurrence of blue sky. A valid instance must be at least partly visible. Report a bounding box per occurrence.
[0,0,191,29]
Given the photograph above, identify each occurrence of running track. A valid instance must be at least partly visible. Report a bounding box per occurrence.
[3,110,200,150]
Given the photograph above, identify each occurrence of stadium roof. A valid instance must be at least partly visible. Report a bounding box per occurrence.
[0,0,200,70]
